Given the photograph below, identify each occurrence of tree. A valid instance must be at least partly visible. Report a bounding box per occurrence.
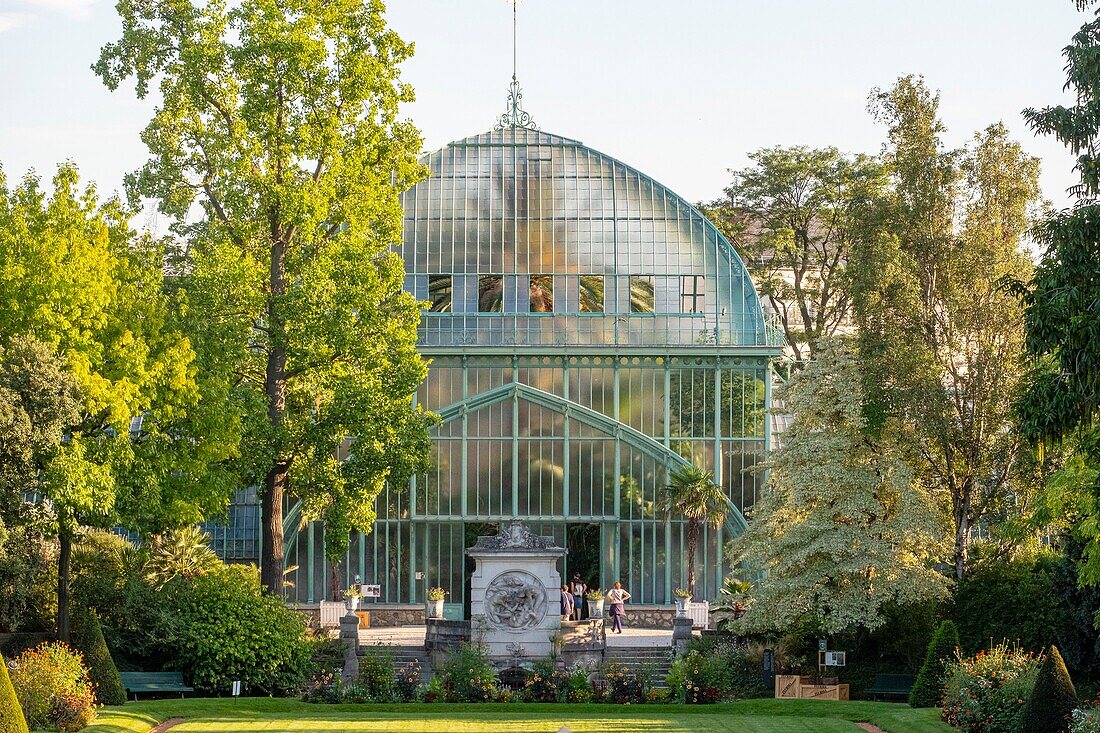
[142,526,221,590]
[659,465,728,597]
[72,607,126,706]
[733,339,948,634]
[702,147,888,366]
[1018,2,1100,584]
[0,651,29,733]
[0,165,233,639]
[1020,645,1077,733]
[854,77,1041,579]
[909,620,959,708]
[97,0,436,595]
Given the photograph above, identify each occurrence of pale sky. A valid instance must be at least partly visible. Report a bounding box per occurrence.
[0,0,1087,217]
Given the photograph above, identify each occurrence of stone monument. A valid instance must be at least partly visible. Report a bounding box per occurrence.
[466,520,567,664]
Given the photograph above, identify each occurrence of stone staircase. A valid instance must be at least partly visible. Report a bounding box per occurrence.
[357,643,430,678]
[604,646,675,688]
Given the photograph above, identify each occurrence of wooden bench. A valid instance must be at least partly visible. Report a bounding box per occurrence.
[119,671,194,701]
[864,673,917,701]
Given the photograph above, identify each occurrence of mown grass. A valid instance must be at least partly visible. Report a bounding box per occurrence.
[44,697,953,733]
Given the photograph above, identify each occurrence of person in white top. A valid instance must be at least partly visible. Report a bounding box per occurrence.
[606,581,631,633]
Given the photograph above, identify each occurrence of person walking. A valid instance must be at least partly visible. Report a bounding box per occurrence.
[560,584,574,621]
[569,573,587,621]
[606,581,631,634]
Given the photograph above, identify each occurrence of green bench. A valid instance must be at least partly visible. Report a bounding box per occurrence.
[864,673,916,701]
[119,671,194,701]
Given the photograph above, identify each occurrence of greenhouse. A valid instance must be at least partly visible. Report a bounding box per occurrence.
[252,116,786,614]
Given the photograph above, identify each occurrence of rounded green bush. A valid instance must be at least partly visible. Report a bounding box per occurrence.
[72,608,126,706]
[910,619,959,708]
[0,651,30,733]
[7,642,96,731]
[166,564,310,695]
[1020,645,1077,733]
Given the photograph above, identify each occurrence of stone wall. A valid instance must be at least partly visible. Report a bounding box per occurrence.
[618,605,677,628]
[293,603,426,628]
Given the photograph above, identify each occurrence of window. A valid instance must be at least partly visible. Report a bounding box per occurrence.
[428,275,452,312]
[680,275,705,314]
[478,275,504,312]
[630,275,655,313]
[579,275,604,313]
[529,275,553,312]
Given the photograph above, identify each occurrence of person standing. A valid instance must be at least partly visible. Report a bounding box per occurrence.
[606,581,631,634]
[569,573,587,621]
[560,584,574,621]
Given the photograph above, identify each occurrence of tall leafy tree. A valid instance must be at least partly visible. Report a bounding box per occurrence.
[0,165,230,638]
[703,147,888,366]
[854,77,1041,579]
[96,0,435,594]
[733,339,948,634]
[659,465,728,596]
[1018,0,1100,582]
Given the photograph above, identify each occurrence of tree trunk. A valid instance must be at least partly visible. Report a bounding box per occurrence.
[261,462,288,596]
[57,520,72,642]
[686,521,698,597]
[261,223,289,597]
[953,511,970,581]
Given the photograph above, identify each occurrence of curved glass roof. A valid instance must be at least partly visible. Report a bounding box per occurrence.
[399,127,780,350]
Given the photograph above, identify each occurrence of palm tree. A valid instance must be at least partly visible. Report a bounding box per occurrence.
[143,526,221,589]
[659,465,729,597]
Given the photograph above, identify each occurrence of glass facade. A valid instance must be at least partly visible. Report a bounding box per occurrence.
[275,127,783,608]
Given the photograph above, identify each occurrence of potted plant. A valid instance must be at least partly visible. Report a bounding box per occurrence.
[585,589,605,619]
[426,587,447,619]
[673,588,692,617]
[343,585,362,613]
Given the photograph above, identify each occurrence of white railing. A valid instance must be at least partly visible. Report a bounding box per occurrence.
[688,601,709,629]
[319,600,344,628]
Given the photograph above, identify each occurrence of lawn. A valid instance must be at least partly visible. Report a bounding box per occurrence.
[55,698,954,733]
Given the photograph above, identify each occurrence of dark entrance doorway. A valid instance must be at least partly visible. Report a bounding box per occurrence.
[463,521,498,620]
[565,523,600,617]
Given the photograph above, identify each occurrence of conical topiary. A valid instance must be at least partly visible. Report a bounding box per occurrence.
[1020,645,1077,733]
[909,619,959,708]
[0,651,30,733]
[73,608,127,706]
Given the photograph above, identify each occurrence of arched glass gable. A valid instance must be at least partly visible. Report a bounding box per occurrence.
[399,128,778,349]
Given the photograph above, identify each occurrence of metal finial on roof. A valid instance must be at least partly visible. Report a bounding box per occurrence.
[495,1,538,131]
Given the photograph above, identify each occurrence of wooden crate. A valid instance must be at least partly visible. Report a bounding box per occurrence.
[354,610,370,629]
[775,675,812,699]
[798,683,850,701]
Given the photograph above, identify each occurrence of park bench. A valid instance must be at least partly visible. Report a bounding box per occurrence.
[864,673,917,701]
[119,671,194,701]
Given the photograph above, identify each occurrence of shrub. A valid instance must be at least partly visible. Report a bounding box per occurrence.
[299,668,342,704]
[395,660,421,702]
[941,643,1040,733]
[954,553,1061,656]
[1020,645,1077,733]
[346,652,395,702]
[0,651,30,733]
[8,642,96,731]
[563,668,593,703]
[72,608,126,706]
[524,659,565,703]
[437,644,497,702]
[166,564,310,695]
[601,661,645,704]
[1072,703,1100,733]
[910,619,960,708]
[669,637,770,703]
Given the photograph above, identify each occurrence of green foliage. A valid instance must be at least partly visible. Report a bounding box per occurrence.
[142,527,221,589]
[668,637,771,704]
[1021,645,1077,733]
[165,565,310,695]
[953,552,1063,656]
[941,643,1040,733]
[660,465,728,596]
[437,644,497,702]
[856,76,1040,579]
[96,0,435,592]
[734,339,948,634]
[8,642,96,731]
[600,661,646,705]
[909,620,960,708]
[71,608,126,706]
[345,652,396,703]
[702,147,889,365]
[0,511,55,633]
[0,651,29,733]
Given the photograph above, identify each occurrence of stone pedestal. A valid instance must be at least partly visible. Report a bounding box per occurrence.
[466,520,567,664]
[339,613,360,683]
[672,616,693,657]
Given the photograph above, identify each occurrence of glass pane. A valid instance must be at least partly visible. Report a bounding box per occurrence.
[630,275,654,313]
[428,275,452,312]
[680,275,704,314]
[530,275,554,313]
[478,275,504,312]
[579,275,604,313]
